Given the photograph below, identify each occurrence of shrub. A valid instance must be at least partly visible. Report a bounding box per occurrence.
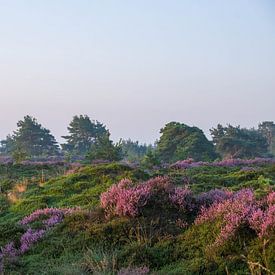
[100,177,172,218]
[0,207,78,272]
[195,189,275,250]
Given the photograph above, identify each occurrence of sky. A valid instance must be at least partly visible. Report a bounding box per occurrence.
[0,0,274,144]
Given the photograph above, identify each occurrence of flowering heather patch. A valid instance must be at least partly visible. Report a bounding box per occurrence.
[118,266,150,275]
[0,242,18,263]
[195,189,275,248]
[195,189,256,247]
[0,207,78,272]
[101,175,242,219]
[101,177,241,219]
[197,189,233,207]
[0,156,13,164]
[0,242,18,273]
[266,191,275,206]
[20,229,46,253]
[100,177,171,217]
[20,207,76,228]
[249,205,275,239]
[171,157,275,169]
[169,187,194,211]
[20,160,66,166]
[101,176,195,218]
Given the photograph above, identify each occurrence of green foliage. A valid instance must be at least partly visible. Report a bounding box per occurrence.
[81,247,117,274]
[120,139,151,162]
[0,135,15,155]
[10,163,148,215]
[141,148,160,170]
[0,179,13,194]
[86,133,123,162]
[0,162,274,274]
[12,146,29,163]
[62,115,109,157]
[246,237,275,273]
[1,116,59,160]
[0,195,9,212]
[156,122,217,163]
[211,124,269,159]
[259,121,275,156]
[165,164,275,194]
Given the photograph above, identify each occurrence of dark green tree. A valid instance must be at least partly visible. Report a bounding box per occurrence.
[2,116,59,160]
[141,147,160,169]
[86,133,122,162]
[0,135,15,155]
[210,124,269,159]
[62,115,108,156]
[156,122,217,163]
[258,121,275,156]
[120,139,151,162]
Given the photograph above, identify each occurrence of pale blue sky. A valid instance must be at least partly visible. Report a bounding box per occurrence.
[0,1,274,143]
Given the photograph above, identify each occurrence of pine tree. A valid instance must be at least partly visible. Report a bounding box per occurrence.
[62,115,108,156]
[2,115,59,159]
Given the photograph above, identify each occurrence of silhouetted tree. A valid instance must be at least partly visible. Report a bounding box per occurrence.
[86,133,122,162]
[156,122,217,163]
[258,121,275,156]
[62,115,108,156]
[210,124,269,159]
[1,115,59,160]
[120,139,151,162]
[0,135,15,155]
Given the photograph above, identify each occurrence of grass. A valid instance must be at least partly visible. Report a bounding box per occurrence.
[0,162,274,274]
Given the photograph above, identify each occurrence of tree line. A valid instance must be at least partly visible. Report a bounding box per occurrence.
[0,115,274,163]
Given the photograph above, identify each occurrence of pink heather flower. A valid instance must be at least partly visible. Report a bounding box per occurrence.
[196,189,275,249]
[20,229,46,253]
[259,205,275,238]
[249,209,264,235]
[249,204,275,239]
[171,158,275,169]
[197,189,233,207]
[266,191,275,206]
[20,207,78,228]
[1,242,18,259]
[0,207,78,271]
[0,242,18,273]
[43,214,63,227]
[100,177,172,217]
[118,266,150,275]
[169,187,194,211]
[195,189,256,248]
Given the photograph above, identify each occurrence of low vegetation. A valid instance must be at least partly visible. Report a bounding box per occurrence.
[0,160,274,274]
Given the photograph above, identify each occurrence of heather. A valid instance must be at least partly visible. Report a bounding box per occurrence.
[171,157,275,169]
[0,161,274,274]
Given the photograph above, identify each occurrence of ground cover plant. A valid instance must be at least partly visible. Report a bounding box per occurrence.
[0,160,274,274]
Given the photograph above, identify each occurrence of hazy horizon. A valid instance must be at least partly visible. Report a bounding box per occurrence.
[1,1,274,143]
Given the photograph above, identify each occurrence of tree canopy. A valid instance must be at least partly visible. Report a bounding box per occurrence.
[258,121,275,156]
[0,116,59,161]
[156,122,217,163]
[61,115,108,156]
[210,124,269,159]
[0,116,274,163]
[86,133,123,162]
[120,139,151,162]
